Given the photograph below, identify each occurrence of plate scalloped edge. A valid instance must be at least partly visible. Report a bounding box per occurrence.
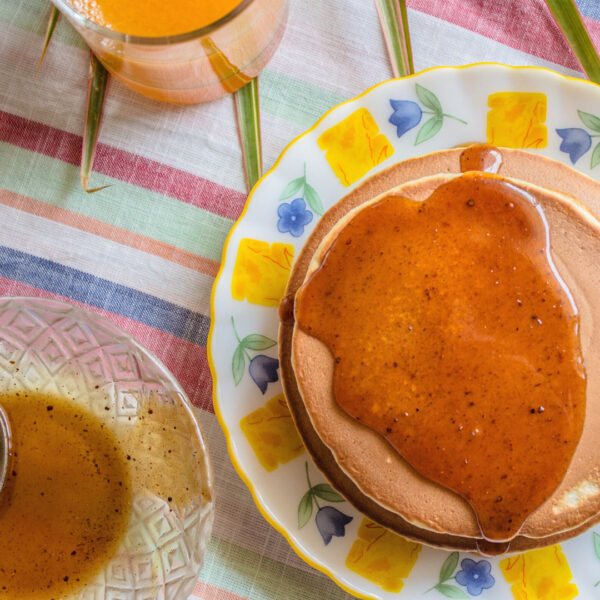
[208,63,600,600]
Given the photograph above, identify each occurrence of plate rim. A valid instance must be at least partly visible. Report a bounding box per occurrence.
[207,62,600,599]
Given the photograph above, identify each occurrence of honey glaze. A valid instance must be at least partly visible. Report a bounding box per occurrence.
[0,392,131,598]
[295,170,586,542]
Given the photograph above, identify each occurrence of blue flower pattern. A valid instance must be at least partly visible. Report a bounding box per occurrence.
[556,128,592,163]
[389,84,466,144]
[277,197,313,237]
[557,109,600,168]
[455,559,495,596]
[389,100,422,137]
[278,164,324,237]
[429,552,495,598]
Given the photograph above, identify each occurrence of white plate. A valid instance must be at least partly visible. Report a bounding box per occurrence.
[209,64,600,599]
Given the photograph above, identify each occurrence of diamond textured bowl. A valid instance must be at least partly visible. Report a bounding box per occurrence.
[0,297,214,599]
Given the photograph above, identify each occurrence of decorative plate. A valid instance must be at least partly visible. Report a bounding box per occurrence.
[209,64,600,600]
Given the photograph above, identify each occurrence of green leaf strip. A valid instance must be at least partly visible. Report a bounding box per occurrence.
[593,531,600,560]
[578,110,600,132]
[303,183,324,215]
[232,345,246,386]
[311,483,345,502]
[38,5,60,72]
[81,52,110,193]
[591,143,600,169]
[279,176,305,201]
[298,489,314,529]
[545,0,600,84]
[416,84,443,115]
[438,551,459,583]
[240,334,277,351]
[415,115,443,145]
[235,77,263,192]
[434,583,469,599]
[373,0,414,77]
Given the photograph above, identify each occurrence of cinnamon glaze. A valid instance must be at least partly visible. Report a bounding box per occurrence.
[295,166,586,542]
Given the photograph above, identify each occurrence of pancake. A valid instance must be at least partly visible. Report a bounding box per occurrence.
[279,146,600,551]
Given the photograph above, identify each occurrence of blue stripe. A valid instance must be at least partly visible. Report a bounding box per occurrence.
[0,246,210,347]
[576,0,600,21]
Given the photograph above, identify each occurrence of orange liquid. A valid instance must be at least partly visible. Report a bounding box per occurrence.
[70,0,244,37]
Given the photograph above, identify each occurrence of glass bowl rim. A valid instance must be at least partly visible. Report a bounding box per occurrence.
[0,295,214,493]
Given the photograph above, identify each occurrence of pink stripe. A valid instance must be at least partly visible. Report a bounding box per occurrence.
[408,0,600,73]
[192,582,247,600]
[0,188,220,277]
[0,111,246,221]
[0,279,214,413]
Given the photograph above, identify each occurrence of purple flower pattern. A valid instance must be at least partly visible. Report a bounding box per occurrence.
[231,317,278,394]
[315,507,353,545]
[298,462,352,545]
[248,355,279,394]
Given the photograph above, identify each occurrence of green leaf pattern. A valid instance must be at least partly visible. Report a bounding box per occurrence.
[416,83,443,114]
[297,462,348,529]
[594,531,600,586]
[279,164,324,216]
[230,317,276,387]
[415,115,443,145]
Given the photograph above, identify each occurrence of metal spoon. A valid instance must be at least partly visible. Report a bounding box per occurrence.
[0,405,10,493]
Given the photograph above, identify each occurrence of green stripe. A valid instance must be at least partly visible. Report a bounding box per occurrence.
[2,143,232,263]
[260,70,346,129]
[1,0,86,49]
[203,537,352,600]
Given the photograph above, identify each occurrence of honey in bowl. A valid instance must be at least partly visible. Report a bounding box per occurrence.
[0,391,131,598]
[295,167,586,546]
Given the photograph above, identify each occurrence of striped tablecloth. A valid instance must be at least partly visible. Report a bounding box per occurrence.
[2,1,600,598]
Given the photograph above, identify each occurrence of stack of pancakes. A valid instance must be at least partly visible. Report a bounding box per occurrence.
[279,146,600,552]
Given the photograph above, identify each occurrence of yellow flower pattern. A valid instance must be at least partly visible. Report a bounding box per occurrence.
[499,545,578,600]
[486,92,547,149]
[345,518,421,593]
[240,394,304,471]
[231,238,294,307]
[317,108,393,186]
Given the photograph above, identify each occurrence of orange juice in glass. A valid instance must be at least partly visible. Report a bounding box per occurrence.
[51,0,288,103]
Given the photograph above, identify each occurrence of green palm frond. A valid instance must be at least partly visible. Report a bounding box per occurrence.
[81,52,110,193]
[374,0,414,77]
[37,5,60,71]
[545,0,600,84]
[235,78,263,192]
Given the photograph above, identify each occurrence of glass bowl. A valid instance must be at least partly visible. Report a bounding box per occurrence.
[0,297,214,599]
